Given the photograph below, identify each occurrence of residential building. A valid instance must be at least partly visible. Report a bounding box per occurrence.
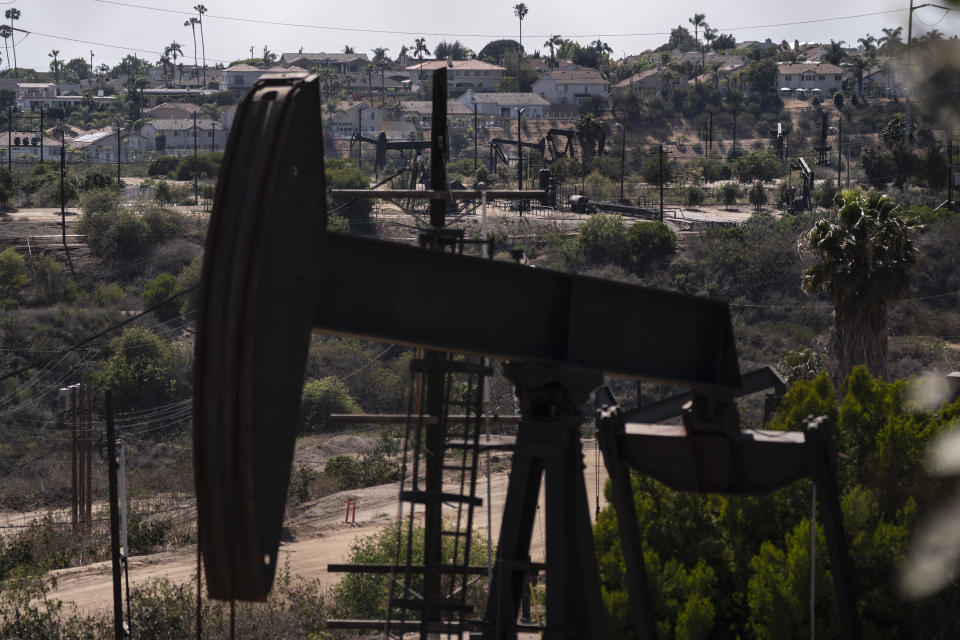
[399,100,473,127]
[68,129,151,163]
[777,62,844,95]
[405,59,506,93]
[0,131,60,161]
[139,118,227,155]
[222,65,306,92]
[280,52,369,74]
[329,101,383,139]
[456,90,550,118]
[144,101,203,120]
[614,68,687,96]
[532,67,609,106]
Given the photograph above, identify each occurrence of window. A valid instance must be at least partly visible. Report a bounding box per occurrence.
[835,75,841,80]
[236,75,244,85]
[784,75,792,81]
[818,75,825,81]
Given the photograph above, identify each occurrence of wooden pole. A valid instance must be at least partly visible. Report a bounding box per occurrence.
[105,391,125,640]
[71,386,78,533]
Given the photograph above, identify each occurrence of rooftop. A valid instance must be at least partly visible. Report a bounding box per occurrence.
[538,68,608,84]
[406,59,505,72]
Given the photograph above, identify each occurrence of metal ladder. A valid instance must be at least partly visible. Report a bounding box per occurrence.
[386,355,490,639]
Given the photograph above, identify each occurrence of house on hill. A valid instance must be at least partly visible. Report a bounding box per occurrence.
[280,52,369,74]
[68,129,150,162]
[222,65,306,92]
[144,102,202,120]
[405,59,506,93]
[532,67,609,107]
[777,62,844,96]
[329,101,383,139]
[614,68,687,97]
[139,118,227,155]
[456,90,550,118]
[398,100,473,128]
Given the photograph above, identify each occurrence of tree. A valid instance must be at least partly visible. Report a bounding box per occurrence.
[371,47,390,107]
[0,247,27,301]
[434,40,472,61]
[748,180,767,212]
[413,37,430,66]
[713,33,735,51]
[48,50,60,94]
[194,4,207,87]
[879,26,904,53]
[742,57,778,95]
[142,272,181,322]
[851,56,868,97]
[4,8,19,76]
[478,39,522,62]
[544,34,562,66]
[688,13,707,70]
[801,189,915,379]
[823,39,847,65]
[300,376,361,432]
[577,213,627,265]
[0,25,9,73]
[513,3,528,52]
[343,44,355,54]
[62,57,90,82]
[91,327,188,414]
[165,43,183,85]
[574,112,604,171]
[626,221,676,272]
[184,18,200,87]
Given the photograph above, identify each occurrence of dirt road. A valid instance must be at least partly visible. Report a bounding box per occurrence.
[49,440,610,614]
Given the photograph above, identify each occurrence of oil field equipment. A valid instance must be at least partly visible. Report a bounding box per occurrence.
[194,69,862,639]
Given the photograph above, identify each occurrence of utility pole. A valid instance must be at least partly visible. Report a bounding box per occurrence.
[60,121,74,276]
[659,144,664,222]
[71,385,78,533]
[905,0,914,149]
[948,126,954,206]
[105,391,126,640]
[732,103,737,157]
[618,120,626,201]
[118,439,133,634]
[7,107,12,170]
[116,126,121,185]
[473,102,478,172]
[39,107,43,164]
[90,51,94,78]
[707,111,713,156]
[193,112,199,205]
[837,118,842,185]
[517,106,525,214]
[356,106,365,169]
[211,121,216,153]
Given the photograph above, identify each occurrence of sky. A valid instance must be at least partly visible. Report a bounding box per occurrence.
[6,0,960,72]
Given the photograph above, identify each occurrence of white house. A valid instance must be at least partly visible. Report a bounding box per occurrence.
[329,101,383,139]
[221,65,306,92]
[406,59,506,92]
[144,101,202,120]
[777,62,844,95]
[614,68,688,96]
[68,129,151,163]
[456,90,550,118]
[280,52,369,74]
[398,100,473,128]
[139,118,227,155]
[531,68,609,106]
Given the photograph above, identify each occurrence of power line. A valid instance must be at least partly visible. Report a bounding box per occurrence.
[89,1,911,40]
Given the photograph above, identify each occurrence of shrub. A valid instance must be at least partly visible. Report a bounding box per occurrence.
[578,213,628,266]
[733,150,782,183]
[25,253,76,304]
[720,182,740,206]
[142,272,181,321]
[814,177,838,209]
[326,159,372,231]
[641,151,678,185]
[93,282,126,307]
[300,376,362,432]
[147,155,180,177]
[748,181,768,211]
[153,179,175,206]
[0,247,27,299]
[0,166,13,208]
[79,208,151,263]
[688,157,732,182]
[91,327,189,413]
[82,170,115,191]
[80,187,122,215]
[834,92,844,110]
[685,186,706,206]
[325,452,401,490]
[140,204,186,244]
[626,221,676,272]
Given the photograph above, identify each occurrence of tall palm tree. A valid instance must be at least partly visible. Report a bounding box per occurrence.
[801,189,916,379]
[851,56,869,98]
[574,112,603,171]
[194,5,207,88]
[364,62,376,106]
[5,8,19,77]
[413,37,430,85]
[165,42,183,85]
[703,25,717,71]
[0,26,9,74]
[49,50,60,94]
[544,34,562,67]
[879,27,903,53]
[857,34,877,53]
[185,18,200,87]
[372,47,390,107]
[513,3,528,53]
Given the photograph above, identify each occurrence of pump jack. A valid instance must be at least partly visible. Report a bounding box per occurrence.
[193,69,862,640]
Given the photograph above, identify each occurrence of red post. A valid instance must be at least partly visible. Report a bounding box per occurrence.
[352,499,357,523]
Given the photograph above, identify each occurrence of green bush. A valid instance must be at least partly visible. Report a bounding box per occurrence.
[78,208,151,263]
[733,150,782,183]
[688,157,732,182]
[641,151,678,185]
[147,155,180,177]
[140,204,186,244]
[300,376,362,432]
[142,272,181,321]
[814,177,838,209]
[720,182,741,206]
[93,282,126,307]
[82,170,115,191]
[685,186,706,206]
[25,253,76,304]
[626,221,676,272]
[578,213,628,266]
[326,159,372,231]
[0,247,27,299]
[749,181,767,211]
[80,186,122,215]
[325,452,400,491]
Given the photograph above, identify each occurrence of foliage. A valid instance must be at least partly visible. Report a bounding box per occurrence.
[332,524,488,619]
[0,166,12,208]
[860,146,896,190]
[142,272,181,322]
[687,157,731,182]
[719,182,740,206]
[325,158,372,232]
[90,327,189,414]
[325,451,400,490]
[78,207,151,263]
[626,221,676,272]
[748,181,767,211]
[80,188,124,218]
[801,189,916,378]
[478,39,523,61]
[814,177,838,209]
[578,213,627,266]
[300,376,361,433]
[641,151,678,185]
[0,247,27,300]
[733,150,782,183]
[685,185,706,206]
[595,367,960,639]
[148,155,180,177]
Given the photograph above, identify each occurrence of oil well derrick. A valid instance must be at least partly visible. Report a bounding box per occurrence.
[193,69,863,639]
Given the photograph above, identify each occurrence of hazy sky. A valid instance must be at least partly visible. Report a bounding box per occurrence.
[7,0,960,72]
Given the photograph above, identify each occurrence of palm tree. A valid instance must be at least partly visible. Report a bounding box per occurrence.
[703,26,717,71]
[857,34,877,53]
[49,50,60,94]
[851,56,869,98]
[364,62,375,106]
[372,47,390,107]
[879,27,903,53]
[343,45,355,54]
[194,5,207,88]
[801,189,916,379]
[165,42,183,85]
[574,112,603,171]
[544,34,562,67]
[513,3,528,52]
[5,8,19,77]
[158,53,172,87]
[0,26,9,73]
[688,12,706,70]
[823,39,847,65]
[185,18,200,87]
